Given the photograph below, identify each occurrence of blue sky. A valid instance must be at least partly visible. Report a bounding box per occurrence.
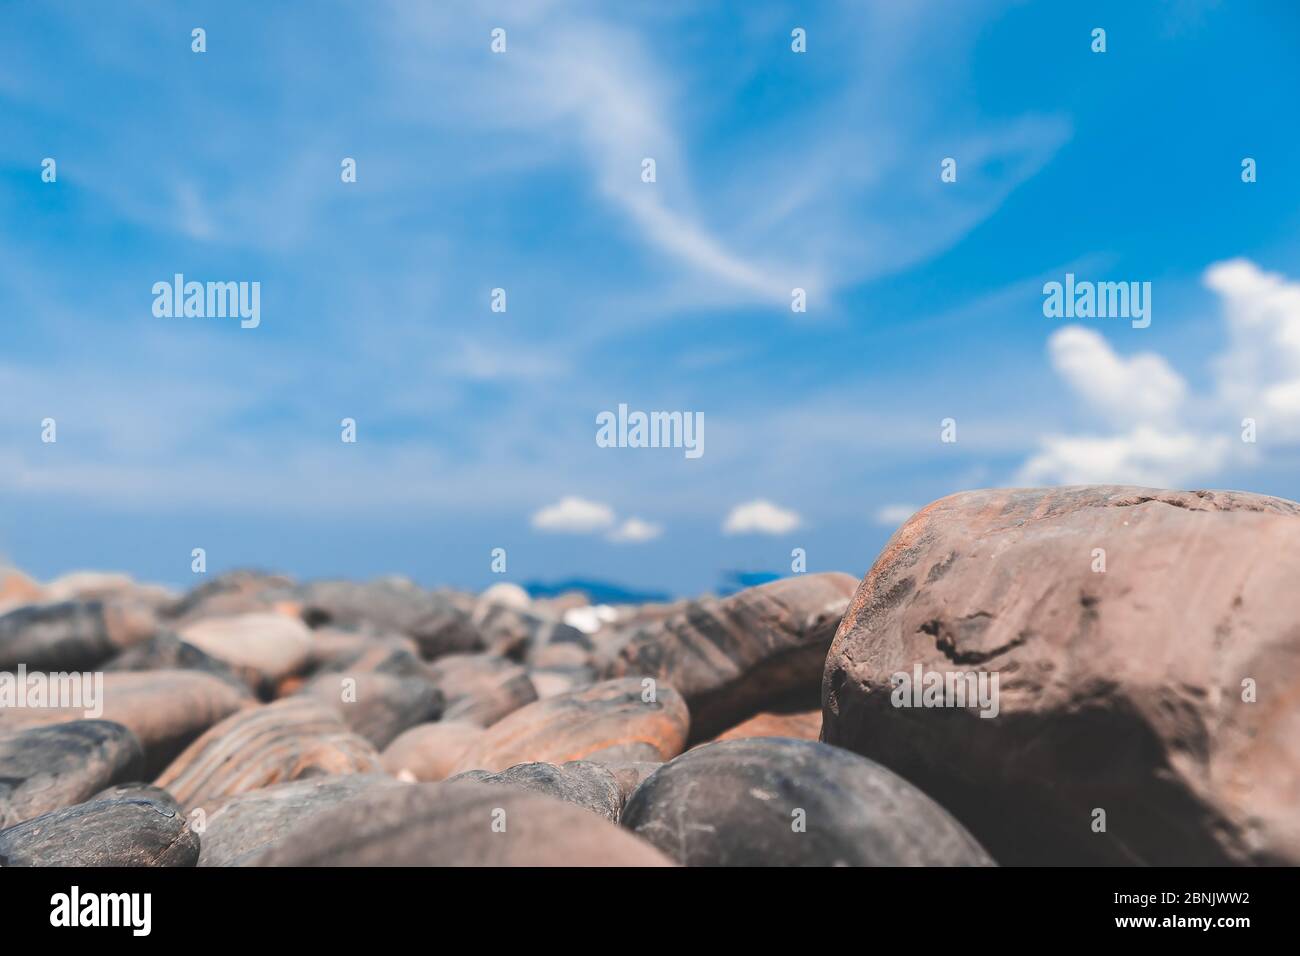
[2,0,1299,596]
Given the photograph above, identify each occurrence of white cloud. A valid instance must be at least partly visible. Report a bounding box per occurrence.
[875,504,919,526]
[1207,258,1300,437]
[1017,426,1231,488]
[722,500,801,535]
[1047,326,1186,426]
[607,517,662,544]
[530,497,616,534]
[1019,259,1300,488]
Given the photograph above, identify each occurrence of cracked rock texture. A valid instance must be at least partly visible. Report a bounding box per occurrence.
[822,486,1300,865]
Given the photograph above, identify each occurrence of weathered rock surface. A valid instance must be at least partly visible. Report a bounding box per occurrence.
[712,709,822,743]
[0,721,144,828]
[428,653,537,726]
[0,600,157,671]
[622,737,994,866]
[298,579,483,660]
[451,678,689,774]
[381,721,485,781]
[448,760,624,821]
[0,789,199,866]
[195,773,404,866]
[244,781,673,866]
[598,573,857,740]
[468,600,591,663]
[822,486,1300,866]
[298,672,443,749]
[179,612,313,692]
[0,670,252,775]
[156,697,382,811]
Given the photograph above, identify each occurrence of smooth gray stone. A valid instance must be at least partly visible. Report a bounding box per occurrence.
[298,579,483,660]
[0,791,198,866]
[103,632,252,694]
[196,774,403,866]
[0,720,144,829]
[621,737,996,866]
[448,760,623,821]
[0,601,111,671]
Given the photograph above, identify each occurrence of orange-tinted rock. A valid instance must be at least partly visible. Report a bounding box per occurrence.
[450,678,689,774]
[598,573,857,740]
[244,781,674,866]
[381,721,485,781]
[711,709,822,743]
[156,698,381,811]
[823,486,1300,866]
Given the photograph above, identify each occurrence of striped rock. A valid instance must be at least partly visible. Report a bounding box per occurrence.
[196,773,405,866]
[381,721,485,781]
[621,738,995,866]
[155,697,381,811]
[297,579,483,660]
[0,788,199,866]
[597,573,858,740]
[450,677,689,774]
[822,486,1300,866]
[179,613,313,693]
[245,780,674,866]
[0,670,251,775]
[448,760,624,821]
[711,708,822,743]
[0,600,157,672]
[0,721,144,828]
[298,671,443,749]
[428,653,537,727]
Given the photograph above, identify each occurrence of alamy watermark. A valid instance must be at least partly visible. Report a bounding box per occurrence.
[596,403,703,459]
[152,273,260,329]
[0,664,103,718]
[1043,273,1150,328]
[891,663,999,718]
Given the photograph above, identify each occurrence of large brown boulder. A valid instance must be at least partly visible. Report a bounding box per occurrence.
[243,780,674,866]
[597,573,857,740]
[450,678,689,774]
[822,486,1300,866]
[621,738,994,866]
[155,698,381,811]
